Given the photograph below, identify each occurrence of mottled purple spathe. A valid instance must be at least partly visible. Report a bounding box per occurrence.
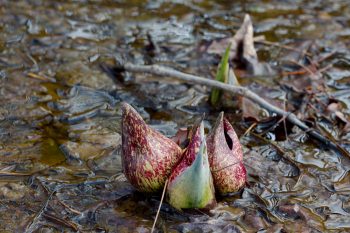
[121,102,183,192]
[206,112,247,195]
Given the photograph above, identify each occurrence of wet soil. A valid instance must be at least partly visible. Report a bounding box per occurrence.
[1,0,350,232]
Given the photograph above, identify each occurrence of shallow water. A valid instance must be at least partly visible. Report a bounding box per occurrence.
[1,0,350,232]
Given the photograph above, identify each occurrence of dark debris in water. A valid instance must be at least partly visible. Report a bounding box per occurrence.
[1,0,350,232]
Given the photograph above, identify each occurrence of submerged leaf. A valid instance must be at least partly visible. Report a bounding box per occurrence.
[207,112,246,195]
[121,102,183,192]
[210,43,232,106]
[167,121,216,209]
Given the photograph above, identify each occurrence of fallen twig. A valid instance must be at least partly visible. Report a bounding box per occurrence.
[42,213,79,231]
[27,72,56,82]
[281,52,334,77]
[242,122,257,137]
[0,171,32,177]
[25,183,57,233]
[119,63,350,158]
[151,179,168,233]
[249,131,299,169]
[254,38,313,57]
[56,199,82,215]
[285,59,319,79]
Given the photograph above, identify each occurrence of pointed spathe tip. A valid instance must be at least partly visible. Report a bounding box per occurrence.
[244,14,251,22]
[121,102,131,113]
[199,120,205,140]
[121,102,144,121]
[210,112,224,135]
[122,101,136,111]
[167,119,215,209]
[218,112,224,121]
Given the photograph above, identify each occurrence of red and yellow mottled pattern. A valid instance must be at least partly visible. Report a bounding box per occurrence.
[121,102,183,192]
[206,112,247,195]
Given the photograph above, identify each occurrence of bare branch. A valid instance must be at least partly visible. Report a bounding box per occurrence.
[120,63,349,158]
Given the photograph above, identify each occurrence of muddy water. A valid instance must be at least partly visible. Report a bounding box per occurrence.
[1,0,350,232]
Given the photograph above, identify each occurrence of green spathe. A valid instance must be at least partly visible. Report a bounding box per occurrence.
[167,123,215,209]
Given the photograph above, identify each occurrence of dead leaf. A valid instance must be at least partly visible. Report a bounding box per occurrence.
[205,14,274,76]
[326,101,350,132]
[277,203,324,231]
[242,209,269,231]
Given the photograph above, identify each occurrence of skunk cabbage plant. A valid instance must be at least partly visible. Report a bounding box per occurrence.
[121,102,183,192]
[206,112,246,195]
[167,121,216,209]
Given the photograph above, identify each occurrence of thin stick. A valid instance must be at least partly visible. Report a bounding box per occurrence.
[120,63,350,158]
[283,93,289,142]
[242,122,257,137]
[42,213,79,231]
[250,131,298,167]
[151,179,168,233]
[286,59,318,78]
[25,186,57,233]
[254,39,313,56]
[56,199,82,215]
[27,72,56,82]
[0,171,32,177]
